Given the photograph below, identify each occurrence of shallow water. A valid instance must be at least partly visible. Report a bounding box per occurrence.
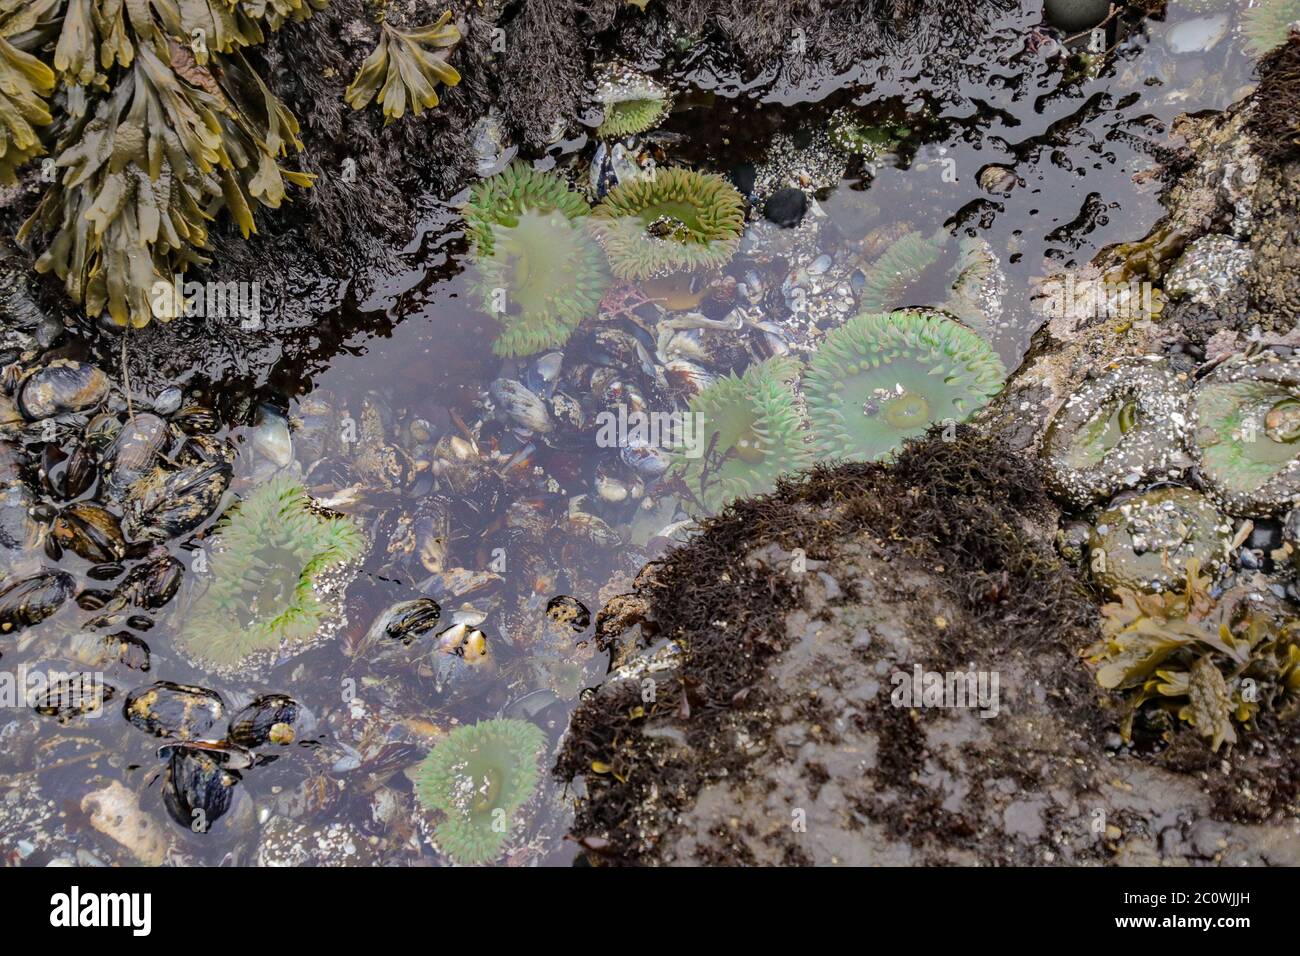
[0,3,1262,865]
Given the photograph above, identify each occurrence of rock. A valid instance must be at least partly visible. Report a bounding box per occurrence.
[763,188,808,228]
[81,781,171,866]
[1043,0,1111,33]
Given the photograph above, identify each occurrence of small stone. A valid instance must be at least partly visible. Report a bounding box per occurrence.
[763,187,808,228]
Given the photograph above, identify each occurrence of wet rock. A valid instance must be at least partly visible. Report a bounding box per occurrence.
[762,187,808,228]
[81,780,171,865]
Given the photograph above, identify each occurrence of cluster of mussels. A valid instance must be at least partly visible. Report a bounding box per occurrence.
[1043,348,1300,750]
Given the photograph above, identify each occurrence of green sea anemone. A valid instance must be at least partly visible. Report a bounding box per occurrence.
[345,11,462,123]
[594,63,670,139]
[675,357,812,514]
[941,236,1005,338]
[8,0,322,327]
[853,229,946,313]
[1190,352,1300,516]
[175,474,365,678]
[1087,488,1229,595]
[1040,357,1191,509]
[412,718,547,865]
[463,163,609,357]
[591,167,745,282]
[1241,0,1299,57]
[803,309,1005,462]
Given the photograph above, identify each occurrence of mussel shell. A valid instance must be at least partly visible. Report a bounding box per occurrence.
[111,554,184,610]
[51,503,126,563]
[162,747,240,832]
[83,412,122,450]
[170,404,220,435]
[369,598,442,646]
[0,482,40,555]
[102,413,169,498]
[0,570,74,633]
[123,681,224,740]
[17,361,109,421]
[546,595,592,632]
[32,674,116,721]
[490,379,554,434]
[122,461,231,541]
[227,694,303,748]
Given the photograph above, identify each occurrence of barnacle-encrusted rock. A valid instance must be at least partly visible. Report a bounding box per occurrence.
[591,167,745,281]
[345,11,462,122]
[940,236,1006,338]
[1039,358,1191,509]
[463,163,609,357]
[1087,487,1229,594]
[412,718,546,865]
[594,62,670,139]
[1164,234,1254,307]
[674,357,812,514]
[804,309,1005,463]
[1190,351,1300,516]
[175,474,365,678]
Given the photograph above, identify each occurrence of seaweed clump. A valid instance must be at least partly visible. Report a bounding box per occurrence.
[1248,30,1300,168]
[175,474,365,678]
[462,162,609,357]
[344,11,462,123]
[413,718,546,865]
[8,0,326,327]
[1087,562,1300,751]
[557,428,1100,864]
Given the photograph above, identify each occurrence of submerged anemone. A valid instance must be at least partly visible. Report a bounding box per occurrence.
[1040,357,1192,510]
[1190,352,1300,516]
[1241,0,1300,57]
[803,309,1005,463]
[941,236,1006,339]
[175,475,366,678]
[412,718,547,865]
[591,168,745,283]
[1087,488,1229,595]
[853,229,946,313]
[463,164,609,357]
[594,63,671,139]
[675,357,812,514]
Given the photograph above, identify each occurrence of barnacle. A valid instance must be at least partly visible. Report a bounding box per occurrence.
[590,167,745,282]
[344,11,461,123]
[12,1,320,327]
[1086,487,1229,595]
[1086,562,1300,750]
[175,474,365,678]
[675,356,812,515]
[853,228,945,313]
[1039,357,1191,509]
[1241,0,1300,57]
[1190,352,1300,516]
[828,110,910,163]
[462,164,609,357]
[412,718,547,865]
[594,62,670,139]
[803,309,1005,463]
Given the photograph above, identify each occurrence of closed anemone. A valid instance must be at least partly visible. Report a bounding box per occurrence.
[1190,351,1300,516]
[175,475,365,678]
[675,357,811,515]
[1039,357,1191,509]
[803,309,1005,462]
[590,167,745,282]
[463,164,609,357]
[412,718,547,865]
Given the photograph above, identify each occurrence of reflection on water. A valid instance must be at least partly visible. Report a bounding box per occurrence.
[0,4,1262,865]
